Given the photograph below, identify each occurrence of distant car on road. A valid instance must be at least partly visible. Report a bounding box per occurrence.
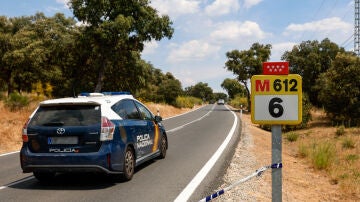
[20,92,168,182]
[217,99,225,105]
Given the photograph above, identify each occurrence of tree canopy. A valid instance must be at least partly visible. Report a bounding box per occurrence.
[0,1,176,99]
[185,82,213,102]
[68,0,174,92]
[0,8,216,107]
[281,38,346,106]
[221,78,246,99]
[0,13,77,95]
[316,53,360,126]
[224,42,272,110]
[138,68,183,104]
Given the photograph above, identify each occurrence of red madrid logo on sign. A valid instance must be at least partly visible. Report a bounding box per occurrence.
[263,62,289,75]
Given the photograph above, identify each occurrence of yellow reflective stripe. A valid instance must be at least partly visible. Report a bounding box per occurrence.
[152,122,159,152]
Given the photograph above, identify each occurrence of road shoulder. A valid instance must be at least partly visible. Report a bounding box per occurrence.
[217,113,345,201]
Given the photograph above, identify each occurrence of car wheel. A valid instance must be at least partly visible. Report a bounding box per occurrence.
[122,147,135,181]
[158,135,167,159]
[33,171,56,182]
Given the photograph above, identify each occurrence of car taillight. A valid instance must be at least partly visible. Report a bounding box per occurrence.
[22,119,29,142]
[100,116,115,141]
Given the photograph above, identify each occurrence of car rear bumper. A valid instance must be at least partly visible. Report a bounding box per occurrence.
[20,143,123,174]
[22,164,123,174]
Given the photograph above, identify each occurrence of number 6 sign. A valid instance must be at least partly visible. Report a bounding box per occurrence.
[251,74,302,125]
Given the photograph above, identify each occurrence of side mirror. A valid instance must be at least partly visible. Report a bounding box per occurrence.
[154,115,162,123]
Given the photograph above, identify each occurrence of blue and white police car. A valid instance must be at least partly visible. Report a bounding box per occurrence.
[20,92,168,182]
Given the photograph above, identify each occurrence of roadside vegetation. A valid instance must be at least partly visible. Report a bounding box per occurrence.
[282,110,360,196]
[222,38,359,198]
[0,97,34,154]
[0,3,226,106]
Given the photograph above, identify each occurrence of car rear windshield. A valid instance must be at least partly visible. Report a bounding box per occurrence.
[29,105,101,127]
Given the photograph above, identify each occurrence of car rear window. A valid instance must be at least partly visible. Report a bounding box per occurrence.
[29,105,101,127]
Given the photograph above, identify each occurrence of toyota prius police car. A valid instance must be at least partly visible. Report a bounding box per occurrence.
[20,92,168,182]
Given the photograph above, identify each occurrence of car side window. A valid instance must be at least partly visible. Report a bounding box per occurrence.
[135,101,153,121]
[112,100,141,120]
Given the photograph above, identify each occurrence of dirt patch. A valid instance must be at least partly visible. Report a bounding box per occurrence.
[217,112,359,201]
[0,102,34,154]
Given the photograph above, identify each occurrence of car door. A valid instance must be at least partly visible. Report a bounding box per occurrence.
[134,101,158,154]
[111,99,149,158]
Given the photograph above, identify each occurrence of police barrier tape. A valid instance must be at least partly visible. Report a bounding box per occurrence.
[198,163,282,202]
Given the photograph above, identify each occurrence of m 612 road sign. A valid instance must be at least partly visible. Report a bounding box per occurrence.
[251,74,302,125]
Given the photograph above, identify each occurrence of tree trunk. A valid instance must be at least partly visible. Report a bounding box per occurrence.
[242,80,251,112]
[6,71,13,96]
[94,63,105,93]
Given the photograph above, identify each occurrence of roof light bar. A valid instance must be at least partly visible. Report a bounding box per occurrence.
[79,92,104,97]
[102,92,131,95]
[79,92,131,97]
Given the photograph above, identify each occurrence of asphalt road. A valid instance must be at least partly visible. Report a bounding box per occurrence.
[0,104,242,202]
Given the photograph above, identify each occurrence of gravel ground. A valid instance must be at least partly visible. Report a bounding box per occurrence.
[215,117,272,202]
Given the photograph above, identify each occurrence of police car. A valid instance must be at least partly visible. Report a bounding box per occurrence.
[20,92,168,182]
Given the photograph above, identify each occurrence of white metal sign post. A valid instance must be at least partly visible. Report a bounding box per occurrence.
[251,62,302,202]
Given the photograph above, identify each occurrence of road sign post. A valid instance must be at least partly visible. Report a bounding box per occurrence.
[271,125,282,202]
[251,62,302,202]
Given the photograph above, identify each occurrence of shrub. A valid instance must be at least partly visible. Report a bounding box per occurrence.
[353,170,360,179]
[342,137,356,149]
[259,124,271,131]
[285,132,299,142]
[300,93,313,127]
[228,95,247,109]
[345,154,359,162]
[31,82,53,100]
[298,143,309,158]
[4,92,30,111]
[0,92,5,101]
[350,128,360,135]
[335,125,346,137]
[174,96,202,108]
[311,142,336,170]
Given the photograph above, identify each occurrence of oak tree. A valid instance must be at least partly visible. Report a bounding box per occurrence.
[68,0,174,92]
[224,43,272,110]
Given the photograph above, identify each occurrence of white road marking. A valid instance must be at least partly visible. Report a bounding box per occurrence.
[164,105,206,120]
[0,176,35,190]
[166,104,216,133]
[174,105,238,202]
[0,151,19,157]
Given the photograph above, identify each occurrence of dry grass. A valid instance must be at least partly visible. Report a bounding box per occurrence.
[289,109,360,198]
[0,102,36,153]
[145,102,198,118]
[240,113,359,201]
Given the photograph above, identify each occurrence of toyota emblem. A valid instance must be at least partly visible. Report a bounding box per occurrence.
[57,128,66,135]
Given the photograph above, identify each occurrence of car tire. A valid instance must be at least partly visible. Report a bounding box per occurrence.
[33,171,56,182]
[122,147,135,181]
[158,135,167,159]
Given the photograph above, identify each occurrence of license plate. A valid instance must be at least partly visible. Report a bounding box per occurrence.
[48,137,78,145]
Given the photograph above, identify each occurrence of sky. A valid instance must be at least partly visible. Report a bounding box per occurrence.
[0,0,354,93]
